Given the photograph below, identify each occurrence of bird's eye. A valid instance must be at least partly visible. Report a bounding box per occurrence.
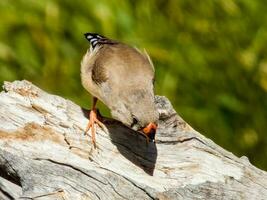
[131,117,138,128]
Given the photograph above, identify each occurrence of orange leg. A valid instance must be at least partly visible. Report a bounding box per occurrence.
[85,97,107,148]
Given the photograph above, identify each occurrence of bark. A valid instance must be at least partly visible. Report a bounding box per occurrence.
[0,80,266,200]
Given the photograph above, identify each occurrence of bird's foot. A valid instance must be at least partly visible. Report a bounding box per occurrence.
[85,109,108,148]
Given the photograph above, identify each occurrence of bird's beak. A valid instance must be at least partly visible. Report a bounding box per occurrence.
[142,122,157,141]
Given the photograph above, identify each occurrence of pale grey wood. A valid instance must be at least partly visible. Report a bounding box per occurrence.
[0,80,266,200]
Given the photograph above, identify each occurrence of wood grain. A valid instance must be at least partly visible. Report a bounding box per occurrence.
[0,80,266,200]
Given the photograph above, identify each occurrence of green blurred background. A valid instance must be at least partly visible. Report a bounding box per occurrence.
[0,0,267,170]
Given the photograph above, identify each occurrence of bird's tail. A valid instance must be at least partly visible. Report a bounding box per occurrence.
[84,33,117,50]
[84,33,105,49]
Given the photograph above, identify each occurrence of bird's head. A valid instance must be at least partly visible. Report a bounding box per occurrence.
[111,89,159,141]
[130,106,158,141]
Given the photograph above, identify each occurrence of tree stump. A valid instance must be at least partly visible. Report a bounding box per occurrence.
[0,80,266,200]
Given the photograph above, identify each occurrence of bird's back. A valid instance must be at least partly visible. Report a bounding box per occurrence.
[97,43,154,89]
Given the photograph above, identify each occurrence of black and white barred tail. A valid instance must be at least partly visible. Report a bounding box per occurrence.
[84,33,116,50]
[84,33,106,49]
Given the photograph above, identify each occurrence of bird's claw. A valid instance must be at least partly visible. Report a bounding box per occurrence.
[85,109,108,148]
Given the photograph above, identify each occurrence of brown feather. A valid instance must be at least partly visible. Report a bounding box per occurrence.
[91,59,108,84]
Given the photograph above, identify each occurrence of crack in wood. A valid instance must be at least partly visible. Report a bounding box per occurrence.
[156,136,206,145]
[99,166,156,200]
[33,158,107,185]
[0,186,15,200]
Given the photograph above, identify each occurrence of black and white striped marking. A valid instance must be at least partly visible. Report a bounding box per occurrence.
[84,33,104,49]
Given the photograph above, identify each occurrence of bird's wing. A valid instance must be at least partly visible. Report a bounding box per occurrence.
[91,56,108,85]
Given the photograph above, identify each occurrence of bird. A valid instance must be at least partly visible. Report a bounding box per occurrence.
[81,33,159,148]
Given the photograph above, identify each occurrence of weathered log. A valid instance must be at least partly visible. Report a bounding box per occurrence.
[0,80,266,200]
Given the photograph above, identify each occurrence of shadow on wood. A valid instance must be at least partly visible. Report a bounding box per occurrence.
[82,108,157,175]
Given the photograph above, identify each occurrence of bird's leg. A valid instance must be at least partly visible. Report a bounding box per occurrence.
[85,97,107,148]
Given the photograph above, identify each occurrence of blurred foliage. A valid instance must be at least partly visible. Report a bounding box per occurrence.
[0,0,267,170]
